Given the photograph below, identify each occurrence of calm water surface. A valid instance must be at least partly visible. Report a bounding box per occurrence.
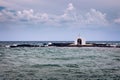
[0,47,120,80]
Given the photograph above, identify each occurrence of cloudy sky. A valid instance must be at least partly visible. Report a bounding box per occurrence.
[0,0,120,41]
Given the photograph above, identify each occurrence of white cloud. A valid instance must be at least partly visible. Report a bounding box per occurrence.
[16,9,50,24]
[61,3,74,18]
[60,4,108,25]
[17,9,35,20]
[67,3,74,11]
[60,3,77,24]
[84,9,108,25]
[114,18,120,24]
[0,3,108,26]
[0,9,17,22]
[41,13,49,21]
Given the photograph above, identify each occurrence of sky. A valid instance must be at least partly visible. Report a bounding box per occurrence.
[0,0,120,41]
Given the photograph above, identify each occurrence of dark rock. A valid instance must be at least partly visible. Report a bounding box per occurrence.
[10,44,39,48]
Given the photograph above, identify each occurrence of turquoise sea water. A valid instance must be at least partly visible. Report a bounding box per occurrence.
[0,41,120,80]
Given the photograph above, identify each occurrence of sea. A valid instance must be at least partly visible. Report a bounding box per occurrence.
[0,41,120,80]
